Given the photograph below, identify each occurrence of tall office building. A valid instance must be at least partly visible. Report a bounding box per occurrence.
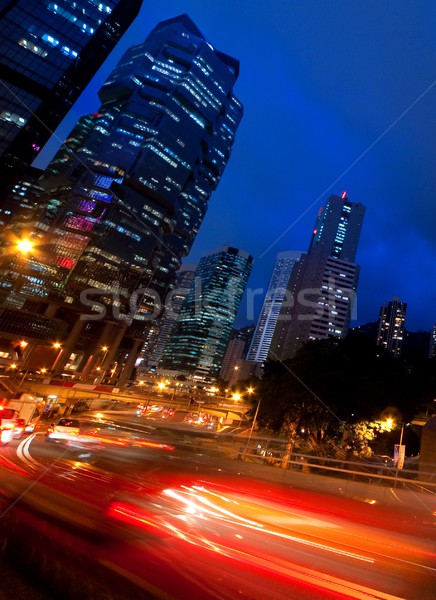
[376,297,407,358]
[159,246,253,380]
[220,325,254,382]
[0,14,243,383]
[247,251,302,364]
[0,0,142,217]
[270,193,365,361]
[142,264,196,370]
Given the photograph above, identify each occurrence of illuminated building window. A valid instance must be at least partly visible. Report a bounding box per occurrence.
[61,46,79,59]
[0,111,26,127]
[18,38,48,58]
[42,34,59,47]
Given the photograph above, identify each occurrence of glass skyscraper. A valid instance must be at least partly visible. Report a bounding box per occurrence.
[0,14,243,384]
[0,0,142,216]
[159,246,253,380]
[247,251,302,364]
[271,193,365,361]
[141,264,197,370]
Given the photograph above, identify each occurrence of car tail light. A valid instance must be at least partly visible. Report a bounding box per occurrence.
[108,500,174,538]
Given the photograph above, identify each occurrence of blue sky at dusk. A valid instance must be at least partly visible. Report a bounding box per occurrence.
[36,1,436,332]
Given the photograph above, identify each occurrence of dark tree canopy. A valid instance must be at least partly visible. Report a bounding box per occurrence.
[257,334,436,454]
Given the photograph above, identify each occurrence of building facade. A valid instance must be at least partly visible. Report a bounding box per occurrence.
[0,0,142,217]
[376,297,407,358]
[141,264,197,370]
[247,251,302,365]
[220,325,254,382]
[159,246,253,380]
[0,14,243,384]
[430,324,436,359]
[270,193,365,361]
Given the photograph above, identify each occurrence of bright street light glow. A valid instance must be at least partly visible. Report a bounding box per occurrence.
[16,238,34,254]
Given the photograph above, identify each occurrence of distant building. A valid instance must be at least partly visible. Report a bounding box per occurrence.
[142,264,197,370]
[429,324,436,359]
[376,297,407,358]
[0,0,143,217]
[220,326,254,382]
[270,193,365,361]
[225,358,262,388]
[247,251,302,365]
[159,246,253,380]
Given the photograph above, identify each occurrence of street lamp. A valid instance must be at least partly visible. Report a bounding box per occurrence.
[95,345,109,383]
[157,381,167,392]
[243,398,262,461]
[8,363,18,382]
[15,237,35,255]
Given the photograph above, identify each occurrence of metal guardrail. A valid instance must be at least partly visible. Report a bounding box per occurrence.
[221,435,436,494]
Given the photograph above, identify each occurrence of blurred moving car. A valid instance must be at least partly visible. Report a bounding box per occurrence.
[136,404,175,420]
[12,417,36,439]
[0,406,16,445]
[12,418,26,440]
[46,418,81,443]
[183,412,217,430]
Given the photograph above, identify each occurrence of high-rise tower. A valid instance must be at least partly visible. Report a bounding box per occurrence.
[247,251,302,364]
[270,193,365,361]
[0,0,142,216]
[141,264,197,370]
[220,325,255,382]
[376,297,407,358]
[159,246,253,380]
[0,15,243,384]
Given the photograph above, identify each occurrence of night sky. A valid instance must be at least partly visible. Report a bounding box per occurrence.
[35,1,436,332]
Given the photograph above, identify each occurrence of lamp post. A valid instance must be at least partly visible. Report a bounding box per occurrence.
[399,422,405,447]
[8,363,18,382]
[95,345,109,383]
[393,421,407,486]
[243,397,262,461]
[169,382,181,408]
[50,341,65,374]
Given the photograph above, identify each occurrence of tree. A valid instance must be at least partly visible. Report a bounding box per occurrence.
[257,333,436,455]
